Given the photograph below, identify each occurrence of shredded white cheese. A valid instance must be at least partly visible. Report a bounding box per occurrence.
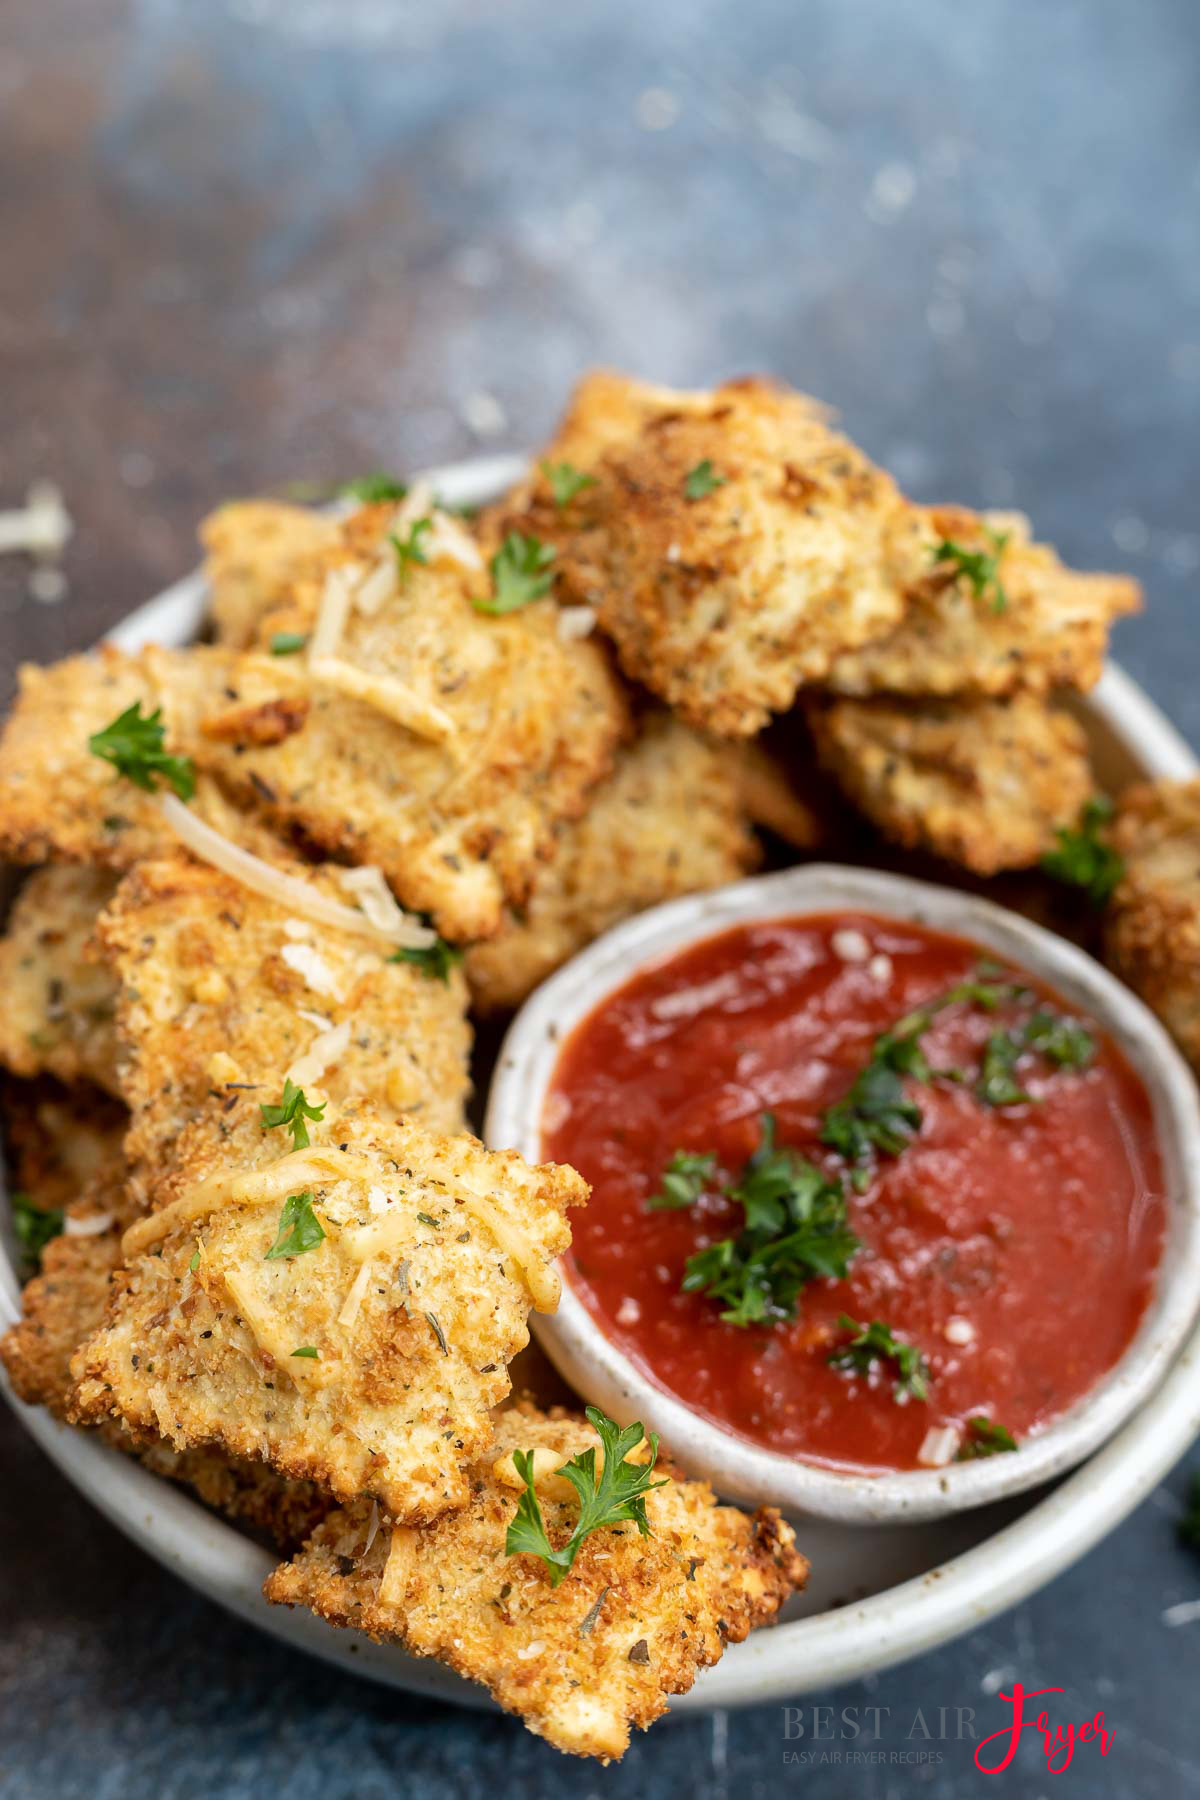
[287,1018,352,1087]
[337,1258,373,1329]
[64,1211,116,1238]
[309,564,358,662]
[943,1318,975,1346]
[0,482,72,557]
[917,1425,961,1467]
[308,653,457,743]
[557,605,597,642]
[334,866,414,936]
[832,928,871,963]
[280,942,344,1000]
[354,555,397,617]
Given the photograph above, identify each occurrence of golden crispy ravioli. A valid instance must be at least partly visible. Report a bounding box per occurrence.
[0,648,290,869]
[728,735,833,852]
[824,506,1140,698]
[265,1401,807,1761]
[809,693,1093,875]
[0,867,121,1095]
[466,715,760,1011]
[492,372,911,736]
[71,1109,586,1521]
[1106,780,1200,1070]
[201,500,338,649]
[1,1078,127,1214]
[95,857,472,1173]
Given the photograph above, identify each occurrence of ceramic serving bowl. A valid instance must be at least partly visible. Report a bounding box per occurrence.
[486,862,1200,1525]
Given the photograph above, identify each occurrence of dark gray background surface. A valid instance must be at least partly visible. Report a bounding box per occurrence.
[1,2,1198,1794]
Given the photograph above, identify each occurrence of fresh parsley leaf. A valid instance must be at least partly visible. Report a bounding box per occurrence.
[1042,796,1124,907]
[390,516,433,582]
[343,474,408,503]
[680,1115,860,1328]
[505,1405,668,1587]
[684,460,726,501]
[188,1249,200,1273]
[88,701,196,801]
[1023,1011,1095,1069]
[477,532,556,614]
[11,1194,63,1270]
[260,1079,326,1151]
[540,460,596,508]
[956,1415,1018,1458]
[270,631,307,656]
[291,1346,319,1360]
[977,1030,1034,1108]
[829,1315,931,1402]
[646,1151,716,1211]
[264,1191,325,1260]
[929,525,1010,613]
[416,1212,440,1229]
[820,1036,924,1169]
[1179,1473,1200,1551]
[389,936,463,982]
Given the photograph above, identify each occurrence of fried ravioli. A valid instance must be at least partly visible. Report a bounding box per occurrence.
[1106,779,1200,1069]
[809,693,1094,875]
[71,1108,586,1521]
[202,500,338,649]
[94,857,472,1172]
[466,714,760,1012]
[823,506,1140,698]
[264,1401,807,1760]
[0,866,121,1095]
[0,1078,127,1215]
[504,373,911,737]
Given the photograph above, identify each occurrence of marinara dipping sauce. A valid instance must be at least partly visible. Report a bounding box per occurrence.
[543,913,1166,1474]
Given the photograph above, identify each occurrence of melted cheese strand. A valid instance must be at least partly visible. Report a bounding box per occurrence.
[122,1147,378,1258]
[308,654,457,743]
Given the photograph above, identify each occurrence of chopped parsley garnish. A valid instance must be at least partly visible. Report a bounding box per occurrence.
[1022,1011,1095,1068]
[828,1315,930,1403]
[646,1151,716,1212]
[264,1191,325,1260]
[820,1026,926,1174]
[270,631,308,656]
[505,1405,667,1587]
[680,1115,860,1327]
[1178,1473,1200,1550]
[342,473,408,503]
[540,460,596,508]
[390,516,433,582]
[956,1416,1018,1458]
[260,1079,326,1151]
[1042,796,1124,907]
[11,1195,63,1270]
[477,531,557,614]
[929,525,1010,613]
[977,1030,1033,1108]
[291,1346,319,1360]
[88,701,196,801]
[977,1010,1095,1107]
[684,460,726,501]
[388,933,463,983]
[416,1212,440,1230]
[188,1249,200,1272]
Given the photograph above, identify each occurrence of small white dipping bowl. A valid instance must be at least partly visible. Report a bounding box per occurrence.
[486,863,1200,1525]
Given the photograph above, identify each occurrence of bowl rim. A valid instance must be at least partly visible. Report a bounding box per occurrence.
[2,452,1199,1708]
[486,861,1200,1523]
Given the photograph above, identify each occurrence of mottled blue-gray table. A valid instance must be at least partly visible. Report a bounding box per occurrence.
[2,2,1199,1795]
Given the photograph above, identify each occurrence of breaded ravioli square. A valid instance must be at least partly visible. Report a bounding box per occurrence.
[265,1401,806,1760]
[0,866,121,1096]
[824,506,1140,699]
[809,692,1094,875]
[0,1078,127,1215]
[201,499,338,649]
[94,857,472,1172]
[466,714,760,1012]
[1107,779,1200,1070]
[492,372,911,736]
[71,1109,586,1521]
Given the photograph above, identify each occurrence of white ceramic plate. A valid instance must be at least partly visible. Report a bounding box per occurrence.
[2,454,1198,1713]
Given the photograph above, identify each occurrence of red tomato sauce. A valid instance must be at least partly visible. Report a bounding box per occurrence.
[543,913,1165,1474]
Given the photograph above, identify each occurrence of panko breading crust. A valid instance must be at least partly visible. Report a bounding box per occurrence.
[94,857,472,1174]
[0,1169,328,1552]
[1106,779,1200,1070]
[0,866,121,1095]
[500,373,911,737]
[265,1401,807,1760]
[466,714,760,1012]
[0,1078,127,1214]
[71,1108,586,1521]
[201,500,338,649]
[809,693,1094,875]
[824,506,1141,699]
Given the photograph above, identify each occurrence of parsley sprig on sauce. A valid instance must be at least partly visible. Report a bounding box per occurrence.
[264,1191,325,1261]
[260,1079,326,1151]
[476,531,556,614]
[1042,796,1125,907]
[956,1416,1018,1459]
[89,701,196,801]
[646,1151,716,1211]
[929,525,1010,613]
[505,1406,667,1587]
[540,460,596,508]
[828,1315,930,1402]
